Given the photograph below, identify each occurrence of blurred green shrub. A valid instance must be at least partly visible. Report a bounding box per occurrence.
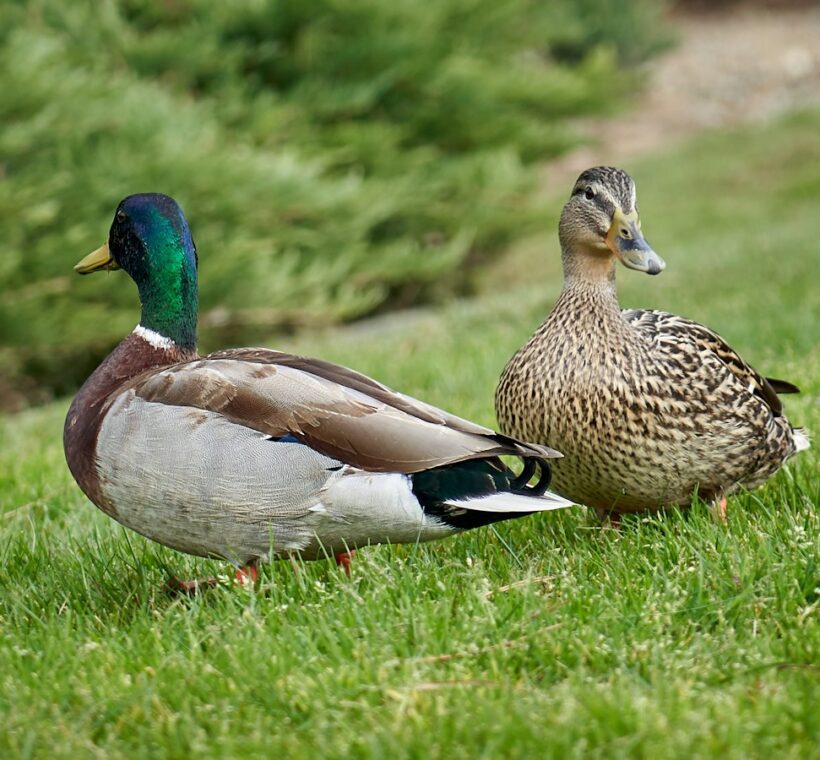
[0,0,668,407]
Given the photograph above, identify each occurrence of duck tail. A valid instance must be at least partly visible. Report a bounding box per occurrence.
[767,377,801,395]
[411,456,576,529]
[444,489,574,513]
[793,427,811,453]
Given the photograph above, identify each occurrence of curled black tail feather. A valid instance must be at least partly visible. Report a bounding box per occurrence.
[510,458,536,491]
[510,457,552,496]
[510,457,552,495]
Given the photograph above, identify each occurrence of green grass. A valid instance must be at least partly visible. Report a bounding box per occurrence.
[1,112,819,757]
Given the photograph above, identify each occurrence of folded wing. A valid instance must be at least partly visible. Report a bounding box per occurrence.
[623,309,798,416]
[133,348,561,474]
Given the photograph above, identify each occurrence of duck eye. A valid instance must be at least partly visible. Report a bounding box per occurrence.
[584,187,596,200]
[116,210,127,223]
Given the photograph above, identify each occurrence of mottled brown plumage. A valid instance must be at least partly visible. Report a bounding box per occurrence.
[495,167,809,515]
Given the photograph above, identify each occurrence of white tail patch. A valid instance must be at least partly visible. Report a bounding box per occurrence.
[793,427,811,453]
[446,490,575,513]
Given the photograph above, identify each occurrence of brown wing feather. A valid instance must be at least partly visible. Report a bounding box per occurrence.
[623,309,794,416]
[132,349,559,473]
[208,348,496,435]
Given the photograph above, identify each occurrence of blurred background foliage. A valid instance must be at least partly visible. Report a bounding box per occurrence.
[0,0,669,407]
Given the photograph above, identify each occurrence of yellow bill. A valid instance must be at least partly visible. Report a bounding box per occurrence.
[74,243,119,275]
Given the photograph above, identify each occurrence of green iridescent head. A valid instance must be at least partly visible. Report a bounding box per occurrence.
[75,194,199,349]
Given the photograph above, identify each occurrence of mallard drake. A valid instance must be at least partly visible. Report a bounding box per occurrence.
[64,193,573,586]
[495,167,809,519]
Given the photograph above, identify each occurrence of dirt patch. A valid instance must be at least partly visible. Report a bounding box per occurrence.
[544,5,820,189]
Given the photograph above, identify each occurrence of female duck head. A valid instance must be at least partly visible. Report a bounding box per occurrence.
[558,167,665,279]
[75,194,199,349]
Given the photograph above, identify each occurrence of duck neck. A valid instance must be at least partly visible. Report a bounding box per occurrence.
[560,247,621,314]
[137,259,198,351]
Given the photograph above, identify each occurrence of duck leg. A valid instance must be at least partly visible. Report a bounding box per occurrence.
[710,496,729,525]
[594,507,622,528]
[165,575,220,595]
[165,563,259,595]
[335,550,356,576]
[234,563,260,586]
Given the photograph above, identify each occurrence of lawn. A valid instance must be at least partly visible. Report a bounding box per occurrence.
[1,111,818,757]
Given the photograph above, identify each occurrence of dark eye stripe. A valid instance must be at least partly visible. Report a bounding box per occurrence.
[599,198,616,217]
[571,186,616,219]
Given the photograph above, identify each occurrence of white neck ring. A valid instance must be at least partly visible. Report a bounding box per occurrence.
[133,324,175,350]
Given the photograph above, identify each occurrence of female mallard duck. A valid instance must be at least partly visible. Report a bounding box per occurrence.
[64,193,573,587]
[495,167,809,519]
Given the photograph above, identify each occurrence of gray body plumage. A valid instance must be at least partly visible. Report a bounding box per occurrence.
[67,342,572,565]
[97,391,450,562]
